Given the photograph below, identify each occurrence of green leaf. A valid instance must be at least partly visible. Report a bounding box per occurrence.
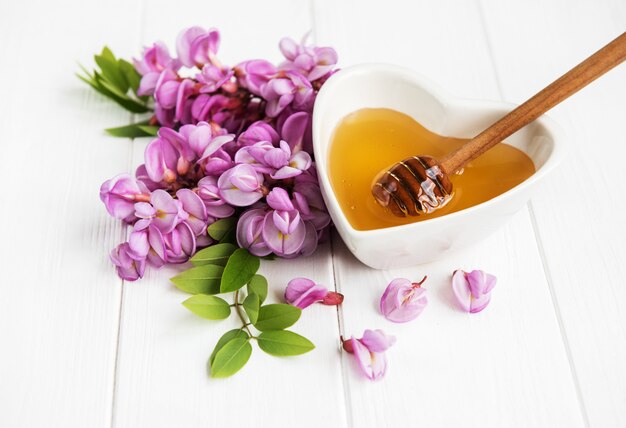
[94,73,129,98]
[77,55,150,114]
[207,218,237,241]
[76,70,111,98]
[220,249,260,293]
[247,274,268,304]
[171,265,224,294]
[111,97,150,113]
[119,58,141,94]
[190,243,237,267]
[253,304,301,331]
[182,294,231,320]
[210,337,252,378]
[257,330,315,356]
[77,63,95,80]
[209,329,249,366]
[76,72,98,89]
[95,49,129,93]
[136,125,160,136]
[219,227,237,244]
[100,46,116,62]
[242,293,260,324]
[90,72,150,113]
[105,123,156,138]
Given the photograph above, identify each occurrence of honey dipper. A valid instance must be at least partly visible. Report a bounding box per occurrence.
[372,31,626,217]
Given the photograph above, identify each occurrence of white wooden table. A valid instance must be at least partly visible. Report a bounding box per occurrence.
[1,1,625,427]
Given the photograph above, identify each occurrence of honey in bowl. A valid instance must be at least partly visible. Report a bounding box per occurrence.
[328,108,536,231]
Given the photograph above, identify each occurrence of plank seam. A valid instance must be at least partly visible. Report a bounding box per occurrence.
[475,1,590,426]
[109,0,146,425]
[108,119,134,428]
[527,202,591,428]
[109,120,134,428]
[330,234,354,428]
[109,278,126,428]
[309,0,352,425]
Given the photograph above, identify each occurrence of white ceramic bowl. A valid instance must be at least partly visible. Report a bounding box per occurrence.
[313,63,565,269]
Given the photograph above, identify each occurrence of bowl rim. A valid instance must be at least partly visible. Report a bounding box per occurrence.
[312,63,567,237]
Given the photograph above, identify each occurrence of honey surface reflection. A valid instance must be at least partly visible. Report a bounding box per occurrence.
[328,108,535,230]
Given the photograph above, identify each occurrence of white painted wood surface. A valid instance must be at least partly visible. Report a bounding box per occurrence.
[1,0,624,427]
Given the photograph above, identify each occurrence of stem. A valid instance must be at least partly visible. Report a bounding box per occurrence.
[412,275,428,288]
[234,290,254,337]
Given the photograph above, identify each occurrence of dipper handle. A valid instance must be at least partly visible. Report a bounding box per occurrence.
[440,31,626,174]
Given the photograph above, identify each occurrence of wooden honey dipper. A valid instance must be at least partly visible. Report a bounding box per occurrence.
[372,31,626,217]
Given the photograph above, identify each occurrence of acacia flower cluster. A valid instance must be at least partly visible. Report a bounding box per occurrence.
[100,27,337,280]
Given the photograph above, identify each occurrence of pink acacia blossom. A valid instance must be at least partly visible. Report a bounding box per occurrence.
[144,131,179,183]
[176,26,220,68]
[217,164,265,206]
[278,36,338,81]
[197,65,234,93]
[176,189,208,236]
[237,121,280,147]
[236,207,271,257]
[262,210,305,256]
[144,225,167,268]
[380,276,428,323]
[153,69,181,109]
[134,42,181,97]
[279,111,310,153]
[197,176,235,219]
[147,189,187,233]
[100,174,150,222]
[260,70,313,117]
[297,221,319,257]
[234,140,311,178]
[284,278,344,309]
[164,222,196,263]
[134,41,180,75]
[343,330,396,381]
[143,123,234,185]
[267,141,311,179]
[261,187,306,257]
[293,168,331,230]
[110,243,146,281]
[234,141,276,174]
[234,59,277,95]
[452,269,497,313]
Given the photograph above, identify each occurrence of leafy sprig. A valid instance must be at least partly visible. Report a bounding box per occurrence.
[77,47,157,137]
[172,248,315,378]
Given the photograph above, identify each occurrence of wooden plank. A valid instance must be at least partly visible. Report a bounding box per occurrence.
[314,0,585,426]
[111,2,348,427]
[479,0,626,426]
[0,0,141,426]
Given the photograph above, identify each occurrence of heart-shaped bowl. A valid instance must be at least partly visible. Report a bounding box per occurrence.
[313,63,565,269]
